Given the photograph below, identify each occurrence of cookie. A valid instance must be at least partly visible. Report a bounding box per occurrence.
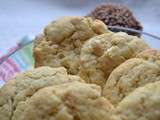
[79,32,149,87]
[115,81,160,120]
[0,66,83,120]
[12,81,115,120]
[136,49,160,65]
[33,16,108,74]
[103,50,160,106]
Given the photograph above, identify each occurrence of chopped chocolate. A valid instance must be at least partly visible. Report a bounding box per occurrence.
[88,3,143,37]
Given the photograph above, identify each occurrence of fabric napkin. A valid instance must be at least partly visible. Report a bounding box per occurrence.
[0,36,34,87]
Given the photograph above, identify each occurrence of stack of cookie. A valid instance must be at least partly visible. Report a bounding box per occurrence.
[0,16,159,120]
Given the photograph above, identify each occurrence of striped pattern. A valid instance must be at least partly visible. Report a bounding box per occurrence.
[0,57,20,82]
[0,36,34,86]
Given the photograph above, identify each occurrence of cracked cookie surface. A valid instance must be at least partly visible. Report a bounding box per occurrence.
[0,66,83,120]
[12,81,115,120]
[33,16,108,74]
[115,81,160,120]
[103,49,160,106]
[136,49,160,65]
[79,32,149,87]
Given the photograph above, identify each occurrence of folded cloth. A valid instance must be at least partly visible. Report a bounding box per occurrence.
[0,36,34,86]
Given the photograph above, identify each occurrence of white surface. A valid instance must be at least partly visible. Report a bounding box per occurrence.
[0,0,160,53]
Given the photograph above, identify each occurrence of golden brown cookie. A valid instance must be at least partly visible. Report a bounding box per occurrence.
[103,49,160,106]
[12,81,115,120]
[0,66,83,120]
[33,16,108,74]
[103,58,160,106]
[115,81,160,120]
[136,49,160,65]
[79,32,149,87]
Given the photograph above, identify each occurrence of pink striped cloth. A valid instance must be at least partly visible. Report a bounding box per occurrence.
[0,56,20,81]
[0,36,34,87]
[0,46,20,84]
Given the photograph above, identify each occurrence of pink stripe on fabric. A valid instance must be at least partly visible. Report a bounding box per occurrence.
[0,68,6,80]
[0,65,18,82]
[1,61,14,75]
[0,67,7,81]
[0,54,20,81]
[7,58,20,72]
